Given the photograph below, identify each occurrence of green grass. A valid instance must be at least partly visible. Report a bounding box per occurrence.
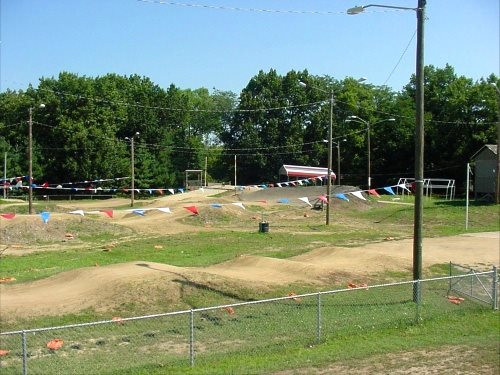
[0,196,498,373]
[1,285,496,374]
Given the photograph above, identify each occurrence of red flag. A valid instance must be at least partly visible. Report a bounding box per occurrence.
[100,210,113,218]
[184,206,199,215]
[318,195,328,203]
[0,213,15,219]
[157,189,164,195]
[41,182,49,188]
[368,189,380,197]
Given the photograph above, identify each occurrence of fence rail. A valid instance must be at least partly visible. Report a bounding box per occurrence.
[1,268,497,374]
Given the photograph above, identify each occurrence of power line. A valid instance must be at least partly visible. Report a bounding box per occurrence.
[137,0,347,15]
[383,29,417,86]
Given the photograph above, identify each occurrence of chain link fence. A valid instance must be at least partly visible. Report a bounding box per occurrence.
[1,268,497,374]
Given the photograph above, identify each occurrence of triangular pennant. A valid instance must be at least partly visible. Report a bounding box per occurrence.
[0,213,15,219]
[232,202,245,210]
[277,198,289,203]
[257,200,267,204]
[368,189,380,197]
[132,210,145,216]
[210,203,223,208]
[397,183,411,192]
[178,188,184,193]
[68,210,85,216]
[318,195,328,203]
[41,182,49,188]
[298,197,312,207]
[40,211,50,224]
[100,210,114,218]
[335,193,349,202]
[156,189,163,195]
[168,189,175,195]
[297,180,303,185]
[384,186,396,195]
[350,191,367,201]
[184,206,199,215]
[277,183,282,187]
[156,207,172,214]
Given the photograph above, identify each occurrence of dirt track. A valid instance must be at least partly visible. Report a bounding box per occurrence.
[1,232,498,319]
[0,188,499,319]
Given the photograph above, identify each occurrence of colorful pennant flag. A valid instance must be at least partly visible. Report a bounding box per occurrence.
[156,208,172,214]
[397,183,411,192]
[40,211,50,224]
[184,206,199,215]
[368,189,380,197]
[132,210,145,216]
[277,198,289,203]
[0,213,15,219]
[68,210,85,216]
[232,202,245,210]
[210,203,223,208]
[384,186,396,195]
[350,191,367,201]
[100,210,114,218]
[298,197,312,207]
[335,193,349,202]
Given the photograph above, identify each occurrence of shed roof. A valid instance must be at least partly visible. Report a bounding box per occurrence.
[471,144,498,160]
[279,164,336,179]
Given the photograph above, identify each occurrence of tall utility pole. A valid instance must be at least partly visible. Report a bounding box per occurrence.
[3,152,7,199]
[28,107,33,214]
[413,0,426,297]
[347,1,426,303]
[299,81,333,225]
[28,104,45,214]
[125,132,139,207]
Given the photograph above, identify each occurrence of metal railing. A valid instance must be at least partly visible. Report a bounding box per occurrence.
[0,269,497,374]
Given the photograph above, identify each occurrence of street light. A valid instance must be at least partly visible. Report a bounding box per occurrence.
[125,132,140,207]
[348,1,426,299]
[28,103,45,214]
[346,116,395,189]
[299,81,334,226]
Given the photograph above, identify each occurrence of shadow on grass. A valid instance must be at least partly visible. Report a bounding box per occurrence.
[136,263,255,306]
[433,199,497,207]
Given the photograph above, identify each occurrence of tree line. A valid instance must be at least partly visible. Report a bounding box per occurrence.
[0,65,498,192]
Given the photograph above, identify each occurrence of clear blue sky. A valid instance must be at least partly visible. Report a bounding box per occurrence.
[1,0,498,94]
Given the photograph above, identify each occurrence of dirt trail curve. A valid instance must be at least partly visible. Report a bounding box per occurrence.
[1,232,498,319]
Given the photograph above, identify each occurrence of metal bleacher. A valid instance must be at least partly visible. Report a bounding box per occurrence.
[396,178,455,200]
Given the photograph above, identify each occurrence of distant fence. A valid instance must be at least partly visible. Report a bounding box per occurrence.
[1,269,497,374]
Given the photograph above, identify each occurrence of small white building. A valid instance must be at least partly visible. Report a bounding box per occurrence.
[279,164,336,181]
[471,144,498,199]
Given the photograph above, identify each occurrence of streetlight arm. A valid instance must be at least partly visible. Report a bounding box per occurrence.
[347,4,419,14]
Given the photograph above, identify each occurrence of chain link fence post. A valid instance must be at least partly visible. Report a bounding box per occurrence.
[492,266,498,310]
[316,292,322,344]
[189,309,195,367]
[22,330,27,375]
